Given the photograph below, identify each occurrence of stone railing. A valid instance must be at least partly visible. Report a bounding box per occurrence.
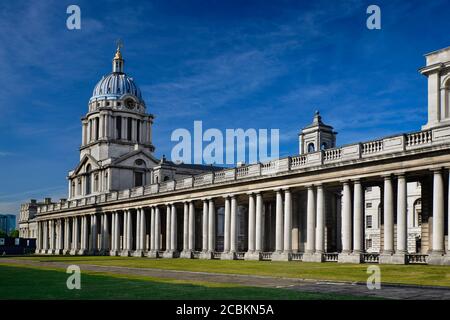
[323,253,339,262]
[37,125,450,214]
[291,253,303,261]
[406,254,428,264]
[235,252,245,260]
[261,252,272,260]
[363,253,380,263]
[213,252,222,259]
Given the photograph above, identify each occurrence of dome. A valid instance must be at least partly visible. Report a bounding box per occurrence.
[90,72,144,103]
[89,44,145,105]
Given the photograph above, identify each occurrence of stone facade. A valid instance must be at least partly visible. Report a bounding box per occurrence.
[22,45,450,265]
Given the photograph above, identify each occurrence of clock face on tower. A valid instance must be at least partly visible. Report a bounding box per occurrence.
[125,98,135,109]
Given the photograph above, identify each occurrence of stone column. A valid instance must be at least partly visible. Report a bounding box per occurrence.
[188,201,195,251]
[71,217,78,255]
[283,188,293,255]
[127,210,132,253]
[429,169,445,265]
[342,181,352,253]
[223,196,231,253]
[57,219,64,254]
[275,189,284,253]
[383,175,394,255]
[306,186,316,254]
[149,207,155,253]
[35,221,41,254]
[103,213,109,252]
[90,214,97,254]
[182,202,189,253]
[110,213,116,254]
[222,195,237,260]
[396,174,407,257]
[141,208,146,252]
[247,193,256,254]
[49,220,55,254]
[207,199,216,253]
[202,200,209,252]
[136,209,141,252]
[155,207,161,251]
[254,192,263,257]
[43,221,48,253]
[316,184,325,254]
[353,180,363,256]
[170,204,177,252]
[64,218,70,254]
[164,206,171,254]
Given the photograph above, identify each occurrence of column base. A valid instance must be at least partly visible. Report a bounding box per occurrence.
[162,251,178,258]
[443,254,450,265]
[147,250,159,258]
[303,252,324,263]
[428,251,446,265]
[244,251,262,261]
[120,250,131,257]
[62,249,71,255]
[199,251,214,260]
[45,249,55,255]
[109,250,120,256]
[69,249,78,255]
[338,252,363,264]
[179,250,193,259]
[271,251,292,261]
[133,250,144,257]
[97,249,109,256]
[220,252,236,260]
[77,249,88,255]
[53,249,63,255]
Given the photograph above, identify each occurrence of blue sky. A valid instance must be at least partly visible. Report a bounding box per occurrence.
[0,0,449,215]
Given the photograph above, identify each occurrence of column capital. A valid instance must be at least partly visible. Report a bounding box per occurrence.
[430,167,444,173]
[394,171,407,177]
[382,174,393,179]
[351,178,361,183]
[283,187,291,192]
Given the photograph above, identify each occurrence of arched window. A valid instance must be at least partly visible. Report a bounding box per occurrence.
[307,143,315,153]
[94,174,99,192]
[85,164,92,195]
[71,181,75,197]
[321,142,328,150]
[163,176,170,181]
[116,116,122,139]
[77,178,82,195]
[413,198,422,227]
[445,79,450,118]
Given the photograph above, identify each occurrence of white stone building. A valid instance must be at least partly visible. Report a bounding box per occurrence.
[21,45,450,265]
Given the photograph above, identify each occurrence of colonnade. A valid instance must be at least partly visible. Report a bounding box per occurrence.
[35,169,450,264]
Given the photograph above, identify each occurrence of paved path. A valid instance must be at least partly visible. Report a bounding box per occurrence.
[1,258,449,300]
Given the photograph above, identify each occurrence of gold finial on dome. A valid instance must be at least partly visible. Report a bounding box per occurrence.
[112,39,124,73]
[114,39,123,60]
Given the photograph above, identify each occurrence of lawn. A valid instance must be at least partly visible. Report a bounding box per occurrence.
[7,255,450,287]
[0,265,363,300]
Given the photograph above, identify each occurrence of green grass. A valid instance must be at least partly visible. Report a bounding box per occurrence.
[7,255,450,287]
[0,265,364,300]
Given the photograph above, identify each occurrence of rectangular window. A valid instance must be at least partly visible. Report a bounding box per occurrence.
[127,118,133,141]
[134,172,143,187]
[136,120,140,143]
[95,117,99,140]
[366,215,373,228]
[116,116,122,139]
[366,239,372,249]
[366,202,372,208]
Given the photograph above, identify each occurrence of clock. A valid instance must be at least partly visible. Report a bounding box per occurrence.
[125,98,135,109]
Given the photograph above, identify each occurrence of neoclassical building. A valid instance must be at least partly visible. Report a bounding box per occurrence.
[23,45,450,265]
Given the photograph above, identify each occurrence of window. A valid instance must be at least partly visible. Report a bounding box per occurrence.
[116,116,122,139]
[164,176,170,181]
[307,143,315,153]
[366,239,372,249]
[77,178,82,195]
[127,117,132,141]
[136,120,141,142]
[71,181,75,197]
[134,172,144,187]
[85,165,92,195]
[95,117,99,140]
[366,186,372,192]
[366,215,373,229]
[320,142,327,150]
[366,202,372,208]
[94,174,99,192]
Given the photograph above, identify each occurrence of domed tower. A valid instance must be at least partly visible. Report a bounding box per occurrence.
[299,111,337,154]
[67,44,159,199]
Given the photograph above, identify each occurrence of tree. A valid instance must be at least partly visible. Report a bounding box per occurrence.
[0,230,6,237]
[9,230,19,238]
